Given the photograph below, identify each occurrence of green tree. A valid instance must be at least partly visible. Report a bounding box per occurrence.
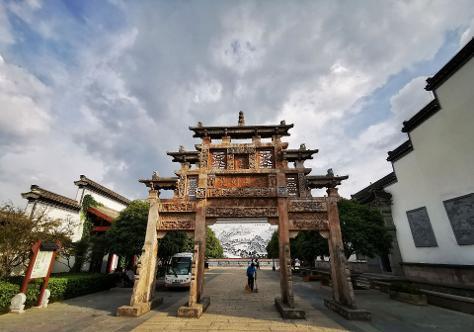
[206,227,224,258]
[0,203,74,279]
[265,199,392,263]
[105,200,149,264]
[266,231,279,259]
[158,231,193,263]
[105,200,207,264]
[339,199,392,259]
[293,231,329,264]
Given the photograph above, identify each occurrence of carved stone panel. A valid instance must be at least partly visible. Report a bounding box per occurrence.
[159,214,195,230]
[178,175,186,197]
[213,175,268,188]
[406,207,437,247]
[234,154,249,169]
[207,187,277,198]
[443,193,474,245]
[287,175,298,197]
[206,207,278,218]
[207,198,277,208]
[288,198,327,212]
[200,148,209,168]
[277,186,288,197]
[297,173,307,197]
[227,153,235,170]
[227,146,256,154]
[159,200,196,212]
[195,188,206,199]
[288,212,328,231]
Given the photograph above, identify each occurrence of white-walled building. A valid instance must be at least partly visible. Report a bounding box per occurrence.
[22,175,130,273]
[354,38,474,287]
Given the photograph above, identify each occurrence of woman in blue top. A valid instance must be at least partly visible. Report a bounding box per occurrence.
[246,263,256,291]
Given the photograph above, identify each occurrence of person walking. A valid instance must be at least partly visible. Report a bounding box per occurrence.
[246,263,257,292]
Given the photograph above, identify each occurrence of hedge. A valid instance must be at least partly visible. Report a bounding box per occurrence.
[1,273,119,313]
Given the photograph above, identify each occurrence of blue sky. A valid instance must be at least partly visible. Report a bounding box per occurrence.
[1,0,473,204]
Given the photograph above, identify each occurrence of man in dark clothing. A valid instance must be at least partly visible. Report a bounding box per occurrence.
[246,263,256,291]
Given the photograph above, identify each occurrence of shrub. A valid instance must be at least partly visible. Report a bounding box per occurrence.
[389,281,422,295]
[0,273,119,313]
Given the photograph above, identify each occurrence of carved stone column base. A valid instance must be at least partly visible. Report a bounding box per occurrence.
[324,298,371,320]
[274,297,305,319]
[9,293,26,314]
[177,296,210,318]
[116,297,163,317]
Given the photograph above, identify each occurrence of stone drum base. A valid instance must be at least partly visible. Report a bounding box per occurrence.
[177,297,211,318]
[116,297,163,317]
[274,297,306,319]
[324,298,371,320]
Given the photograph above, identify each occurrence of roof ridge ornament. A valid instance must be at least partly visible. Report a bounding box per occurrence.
[238,111,245,126]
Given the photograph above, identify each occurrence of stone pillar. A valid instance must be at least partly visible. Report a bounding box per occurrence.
[177,201,210,318]
[117,189,162,317]
[187,242,200,307]
[277,197,294,307]
[194,199,207,302]
[326,187,356,308]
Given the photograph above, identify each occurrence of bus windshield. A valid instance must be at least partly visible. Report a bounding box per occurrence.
[167,257,192,275]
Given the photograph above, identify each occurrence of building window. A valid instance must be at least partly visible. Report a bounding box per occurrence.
[188,177,197,197]
[406,207,437,247]
[443,193,474,245]
[211,151,226,169]
[258,150,273,168]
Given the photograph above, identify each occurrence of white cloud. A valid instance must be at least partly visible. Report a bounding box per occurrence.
[0,54,51,140]
[460,18,474,47]
[0,5,14,44]
[390,76,434,124]
[1,0,474,205]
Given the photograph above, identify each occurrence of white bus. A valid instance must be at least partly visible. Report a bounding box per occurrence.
[164,252,193,288]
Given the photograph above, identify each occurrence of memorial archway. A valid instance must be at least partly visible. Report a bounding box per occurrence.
[117,112,368,320]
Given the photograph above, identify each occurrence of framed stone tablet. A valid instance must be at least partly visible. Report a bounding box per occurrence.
[443,193,474,245]
[406,207,437,247]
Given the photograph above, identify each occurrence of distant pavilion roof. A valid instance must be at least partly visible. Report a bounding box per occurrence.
[74,175,130,206]
[352,172,397,204]
[21,185,81,211]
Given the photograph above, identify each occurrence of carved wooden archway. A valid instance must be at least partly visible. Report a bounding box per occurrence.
[117,112,359,319]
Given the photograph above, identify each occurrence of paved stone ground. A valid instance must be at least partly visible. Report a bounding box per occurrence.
[1,268,473,332]
[133,269,344,332]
